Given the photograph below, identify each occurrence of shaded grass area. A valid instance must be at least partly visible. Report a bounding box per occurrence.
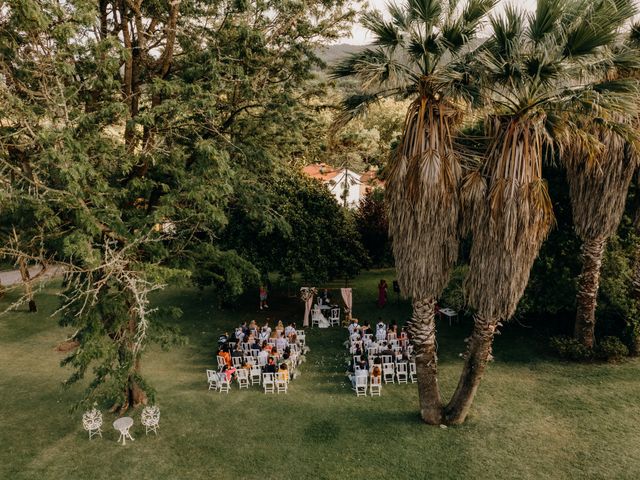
[1,269,640,479]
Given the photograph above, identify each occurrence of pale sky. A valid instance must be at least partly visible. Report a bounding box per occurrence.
[343,0,537,45]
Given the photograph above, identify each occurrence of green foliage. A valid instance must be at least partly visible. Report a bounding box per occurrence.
[221,168,369,286]
[0,0,359,408]
[549,335,593,361]
[354,188,392,267]
[594,336,629,362]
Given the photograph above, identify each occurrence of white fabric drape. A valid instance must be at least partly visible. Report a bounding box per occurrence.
[303,295,313,327]
[341,288,353,315]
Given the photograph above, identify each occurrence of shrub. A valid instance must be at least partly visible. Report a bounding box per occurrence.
[549,336,592,361]
[594,336,629,362]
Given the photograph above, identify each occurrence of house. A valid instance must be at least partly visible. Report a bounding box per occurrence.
[302,163,383,208]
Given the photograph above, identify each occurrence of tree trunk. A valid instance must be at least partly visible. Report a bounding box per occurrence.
[408,297,443,424]
[444,314,496,425]
[574,237,606,349]
[18,257,37,312]
[630,240,640,355]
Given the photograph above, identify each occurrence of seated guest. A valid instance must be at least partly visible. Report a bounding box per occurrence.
[258,346,269,365]
[234,327,245,343]
[221,365,236,382]
[217,332,229,349]
[375,319,387,342]
[361,321,371,335]
[263,320,272,337]
[241,321,249,337]
[348,318,360,336]
[275,332,288,351]
[264,357,277,373]
[275,320,284,333]
[219,346,232,368]
[258,326,270,343]
[371,365,381,381]
[284,322,296,338]
[278,363,289,381]
[231,345,243,360]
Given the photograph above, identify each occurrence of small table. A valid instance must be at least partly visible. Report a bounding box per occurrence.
[439,308,458,326]
[113,417,134,445]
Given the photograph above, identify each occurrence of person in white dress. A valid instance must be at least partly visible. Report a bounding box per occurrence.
[375,321,387,342]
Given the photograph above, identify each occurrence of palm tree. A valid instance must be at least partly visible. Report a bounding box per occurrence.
[331,0,496,424]
[450,0,639,423]
[567,27,640,349]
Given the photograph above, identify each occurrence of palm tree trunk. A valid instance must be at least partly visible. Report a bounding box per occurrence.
[408,298,443,424]
[630,241,640,355]
[445,314,496,425]
[574,237,606,349]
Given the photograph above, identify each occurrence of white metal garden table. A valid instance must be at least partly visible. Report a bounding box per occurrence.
[113,417,135,445]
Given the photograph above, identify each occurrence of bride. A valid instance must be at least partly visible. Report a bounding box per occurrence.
[311,305,330,328]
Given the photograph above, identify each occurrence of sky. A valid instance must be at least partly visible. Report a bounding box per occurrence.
[343,0,537,45]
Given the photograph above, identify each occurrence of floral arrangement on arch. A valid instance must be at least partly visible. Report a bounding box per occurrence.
[299,287,317,302]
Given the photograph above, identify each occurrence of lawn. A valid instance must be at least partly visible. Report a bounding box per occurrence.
[1,269,639,480]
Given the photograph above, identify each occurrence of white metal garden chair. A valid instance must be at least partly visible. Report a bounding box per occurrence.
[82,408,103,440]
[217,372,231,393]
[236,368,250,389]
[141,405,160,436]
[263,373,275,394]
[396,362,408,384]
[207,369,220,391]
[382,363,395,384]
[370,375,382,396]
[353,375,368,397]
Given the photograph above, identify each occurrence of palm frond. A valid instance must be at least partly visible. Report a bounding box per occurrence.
[361,10,404,49]
[526,0,564,43]
[408,0,443,28]
[563,0,637,58]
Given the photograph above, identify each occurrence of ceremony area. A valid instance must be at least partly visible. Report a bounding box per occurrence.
[2,270,640,480]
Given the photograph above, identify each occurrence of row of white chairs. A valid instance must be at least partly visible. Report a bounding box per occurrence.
[311,307,340,327]
[353,374,382,397]
[206,369,289,394]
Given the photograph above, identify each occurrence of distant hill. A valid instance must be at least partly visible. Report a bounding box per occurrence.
[316,44,367,66]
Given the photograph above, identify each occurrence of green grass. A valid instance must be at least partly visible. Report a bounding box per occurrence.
[1,269,640,479]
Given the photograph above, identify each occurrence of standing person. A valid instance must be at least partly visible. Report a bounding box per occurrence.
[377,279,388,308]
[259,284,269,310]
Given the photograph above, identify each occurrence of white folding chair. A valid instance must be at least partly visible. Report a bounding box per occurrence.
[370,375,382,396]
[381,355,393,365]
[396,362,408,384]
[216,355,226,372]
[382,363,395,384]
[236,368,250,389]
[263,373,275,394]
[296,330,306,347]
[250,365,262,385]
[141,406,160,435]
[353,355,361,365]
[217,373,231,393]
[276,372,288,394]
[329,307,340,326]
[207,369,220,391]
[311,307,322,327]
[232,356,243,369]
[354,375,368,397]
[409,362,417,383]
[82,409,103,440]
